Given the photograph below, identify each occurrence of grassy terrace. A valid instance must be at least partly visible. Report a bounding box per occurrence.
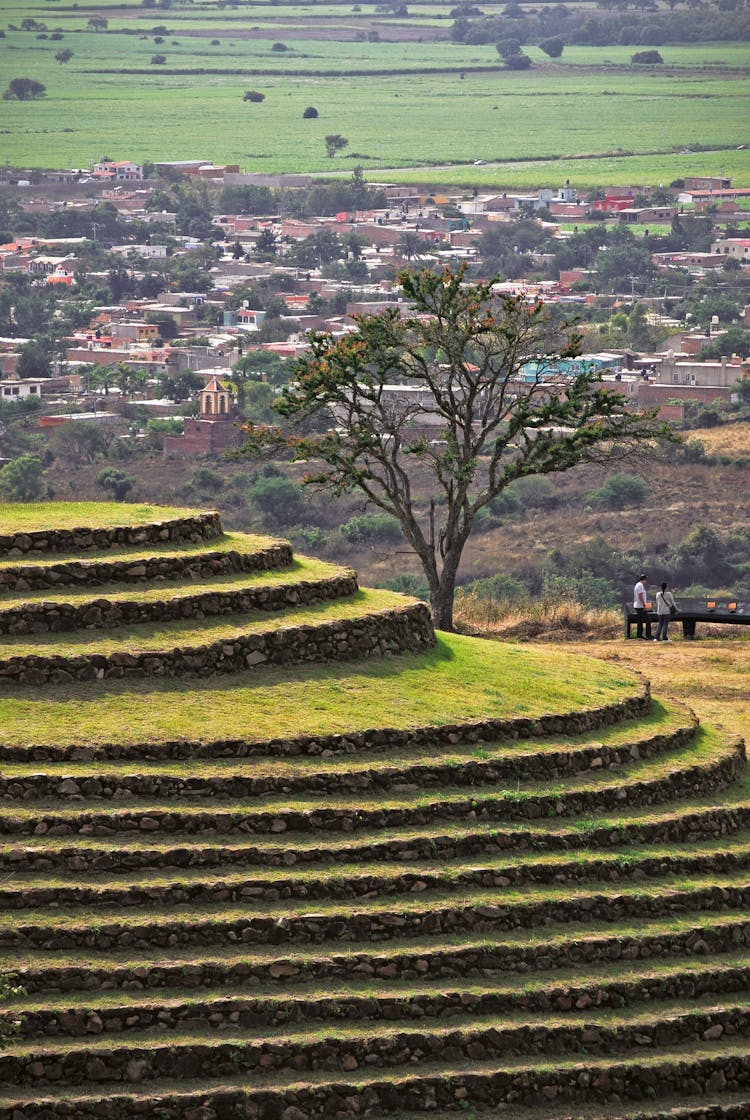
[0,503,206,533]
[1,1040,749,1100]
[0,557,345,611]
[0,506,747,1117]
[0,698,692,773]
[6,835,750,897]
[0,633,639,746]
[7,994,750,1056]
[4,867,750,930]
[0,587,409,657]
[7,953,750,1014]
[4,908,747,973]
[0,530,279,571]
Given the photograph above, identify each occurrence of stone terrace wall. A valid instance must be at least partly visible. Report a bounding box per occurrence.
[0,602,436,687]
[0,511,222,558]
[0,571,358,634]
[0,679,651,761]
[1,1054,750,1119]
[0,541,293,593]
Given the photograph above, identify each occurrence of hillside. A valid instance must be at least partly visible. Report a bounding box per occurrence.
[35,435,750,602]
[0,501,749,1119]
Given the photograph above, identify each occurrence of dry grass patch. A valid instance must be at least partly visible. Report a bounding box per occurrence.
[690,422,750,460]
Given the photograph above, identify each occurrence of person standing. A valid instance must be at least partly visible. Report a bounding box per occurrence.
[655,581,677,642]
[633,573,652,640]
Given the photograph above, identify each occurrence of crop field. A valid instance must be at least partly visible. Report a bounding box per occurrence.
[0,0,749,184]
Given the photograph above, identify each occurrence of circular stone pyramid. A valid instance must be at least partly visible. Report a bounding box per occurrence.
[0,503,748,1120]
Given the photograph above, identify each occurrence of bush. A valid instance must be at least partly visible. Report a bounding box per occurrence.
[296,525,327,550]
[511,475,560,509]
[3,77,46,100]
[340,513,402,545]
[0,454,45,501]
[96,468,135,501]
[539,35,563,57]
[302,105,319,119]
[150,53,166,63]
[505,51,532,68]
[271,41,288,51]
[588,473,648,509]
[460,572,528,602]
[488,488,522,517]
[243,89,265,102]
[631,49,663,63]
[382,574,429,600]
[190,466,224,494]
[249,475,306,528]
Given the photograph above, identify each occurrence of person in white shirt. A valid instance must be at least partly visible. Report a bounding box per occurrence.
[655,581,677,642]
[633,573,652,640]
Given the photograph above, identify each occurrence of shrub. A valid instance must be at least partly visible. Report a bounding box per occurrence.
[340,513,402,545]
[249,475,306,528]
[296,525,327,550]
[150,53,166,63]
[505,51,532,68]
[631,49,663,63]
[588,473,648,509]
[0,454,45,501]
[383,574,429,600]
[302,105,319,119]
[3,77,46,100]
[460,572,528,602]
[271,41,288,51]
[511,475,559,509]
[96,468,135,501]
[539,35,563,57]
[243,89,265,102]
[190,466,224,494]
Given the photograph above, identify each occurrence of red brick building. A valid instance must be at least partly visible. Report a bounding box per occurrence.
[163,378,244,458]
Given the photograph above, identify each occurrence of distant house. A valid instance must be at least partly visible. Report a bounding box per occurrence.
[711,238,750,261]
[92,159,143,182]
[618,206,676,225]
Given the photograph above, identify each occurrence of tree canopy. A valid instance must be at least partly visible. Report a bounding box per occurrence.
[240,266,671,630]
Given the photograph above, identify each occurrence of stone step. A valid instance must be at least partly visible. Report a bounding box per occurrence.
[6,911,749,997]
[0,704,698,802]
[0,560,357,635]
[5,836,750,912]
[5,783,750,873]
[0,677,653,764]
[0,508,222,560]
[0,732,741,833]
[357,1093,750,1120]
[0,1041,748,1119]
[8,956,750,1043]
[0,530,290,592]
[0,593,435,686]
[3,996,750,1089]
[3,871,750,952]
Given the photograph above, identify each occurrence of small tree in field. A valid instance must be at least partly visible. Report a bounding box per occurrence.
[55,48,73,63]
[243,89,265,102]
[239,266,671,630]
[303,105,318,118]
[325,133,349,158]
[3,77,46,100]
[632,48,663,62]
[539,35,564,57]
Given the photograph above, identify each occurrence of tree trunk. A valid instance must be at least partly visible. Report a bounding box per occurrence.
[430,579,457,632]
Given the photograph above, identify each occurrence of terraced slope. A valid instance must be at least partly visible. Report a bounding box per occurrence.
[0,503,748,1120]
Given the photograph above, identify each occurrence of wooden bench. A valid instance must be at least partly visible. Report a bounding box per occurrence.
[623,597,750,640]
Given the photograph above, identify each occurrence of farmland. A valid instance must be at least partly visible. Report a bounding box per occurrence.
[0,0,748,185]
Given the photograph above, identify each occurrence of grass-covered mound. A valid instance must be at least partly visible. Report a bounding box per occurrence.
[0,502,747,1120]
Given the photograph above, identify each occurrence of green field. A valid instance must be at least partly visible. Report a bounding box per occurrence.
[0,0,749,185]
